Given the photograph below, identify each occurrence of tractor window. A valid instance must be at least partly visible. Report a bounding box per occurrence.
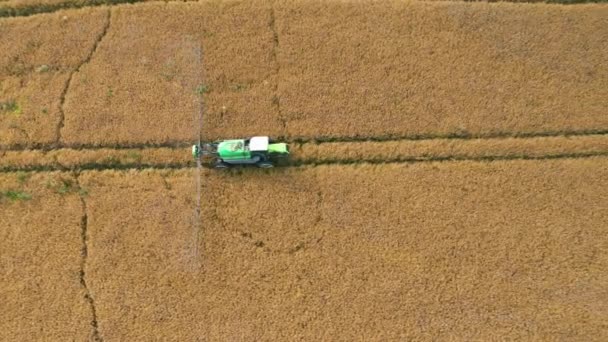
[230,141,243,151]
[219,140,250,159]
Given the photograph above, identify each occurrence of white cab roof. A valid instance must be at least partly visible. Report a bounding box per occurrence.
[249,136,269,151]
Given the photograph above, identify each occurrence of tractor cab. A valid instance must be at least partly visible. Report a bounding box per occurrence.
[218,139,250,160]
[217,136,270,157]
[193,136,289,168]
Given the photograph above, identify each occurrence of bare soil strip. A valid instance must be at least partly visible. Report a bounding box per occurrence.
[1,134,607,171]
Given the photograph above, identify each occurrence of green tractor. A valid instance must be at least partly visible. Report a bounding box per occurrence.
[192,136,289,169]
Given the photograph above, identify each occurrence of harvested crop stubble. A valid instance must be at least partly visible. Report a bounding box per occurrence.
[0,172,92,341]
[276,0,608,138]
[78,158,607,339]
[0,8,108,148]
[62,1,281,146]
[292,134,608,163]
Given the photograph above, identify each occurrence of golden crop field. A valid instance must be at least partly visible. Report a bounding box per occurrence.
[61,1,282,145]
[0,172,91,341]
[4,159,606,340]
[0,8,108,148]
[276,0,608,139]
[1,0,607,340]
[2,0,606,149]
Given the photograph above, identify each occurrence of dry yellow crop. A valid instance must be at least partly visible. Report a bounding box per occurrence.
[0,8,108,148]
[276,0,608,138]
[0,172,92,340]
[1,0,607,340]
[0,146,191,170]
[3,0,607,148]
[61,1,281,146]
[71,157,608,340]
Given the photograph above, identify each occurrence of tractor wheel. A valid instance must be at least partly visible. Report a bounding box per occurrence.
[214,160,229,169]
[192,145,200,160]
[274,156,289,167]
[257,161,274,168]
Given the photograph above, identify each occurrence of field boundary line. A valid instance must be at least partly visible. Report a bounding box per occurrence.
[75,173,104,342]
[55,9,112,147]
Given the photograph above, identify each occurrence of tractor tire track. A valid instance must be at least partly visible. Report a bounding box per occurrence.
[1,151,607,173]
[2,133,608,172]
[2,128,608,152]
